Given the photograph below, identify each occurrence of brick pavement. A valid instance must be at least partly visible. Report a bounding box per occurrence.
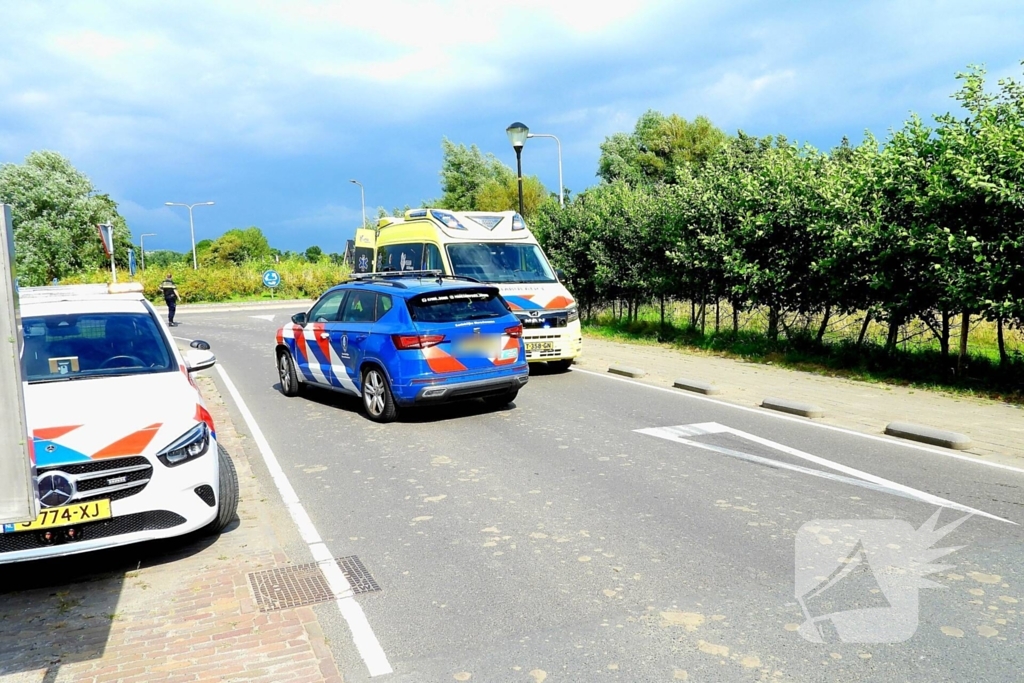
[0,374,343,683]
[576,335,1024,465]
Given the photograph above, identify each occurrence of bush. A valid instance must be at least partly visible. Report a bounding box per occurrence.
[63,260,350,304]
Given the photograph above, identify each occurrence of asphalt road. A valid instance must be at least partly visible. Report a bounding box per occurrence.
[179,305,1024,683]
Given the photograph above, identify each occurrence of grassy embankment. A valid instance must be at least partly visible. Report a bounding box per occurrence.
[584,303,1024,403]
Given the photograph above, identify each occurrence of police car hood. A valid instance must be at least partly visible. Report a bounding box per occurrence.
[23,372,211,467]
[496,283,575,312]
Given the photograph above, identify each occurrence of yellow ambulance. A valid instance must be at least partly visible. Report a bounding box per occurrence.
[369,209,582,370]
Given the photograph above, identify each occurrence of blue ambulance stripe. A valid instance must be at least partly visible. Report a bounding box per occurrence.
[34,440,92,467]
[504,296,543,310]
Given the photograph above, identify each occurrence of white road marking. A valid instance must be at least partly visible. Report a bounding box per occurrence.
[637,422,1015,525]
[573,367,1024,476]
[214,364,393,677]
[250,314,276,321]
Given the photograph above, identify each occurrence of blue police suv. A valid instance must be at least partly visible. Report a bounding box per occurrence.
[274,272,529,422]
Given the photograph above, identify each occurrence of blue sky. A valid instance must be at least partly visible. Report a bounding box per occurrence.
[1,1,1022,255]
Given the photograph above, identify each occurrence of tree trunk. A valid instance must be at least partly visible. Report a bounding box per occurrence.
[857,311,872,346]
[715,299,720,334]
[767,306,779,341]
[690,300,696,328]
[732,301,739,335]
[997,315,1008,367]
[816,305,831,344]
[940,309,950,360]
[885,314,901,354]
[956,310,970,379]
[699,297,707,336]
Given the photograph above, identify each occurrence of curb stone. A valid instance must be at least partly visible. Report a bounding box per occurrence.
[884,421,973,450]
[760,397,825,418]
[673,378,720,395]
[609,365,645,378]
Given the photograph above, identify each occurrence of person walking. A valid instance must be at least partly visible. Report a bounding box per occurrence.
[160,273,179,326]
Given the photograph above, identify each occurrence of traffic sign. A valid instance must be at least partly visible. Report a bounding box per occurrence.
[262,269,281,288]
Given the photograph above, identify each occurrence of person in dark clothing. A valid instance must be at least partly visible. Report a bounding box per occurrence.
[160,273,179,326]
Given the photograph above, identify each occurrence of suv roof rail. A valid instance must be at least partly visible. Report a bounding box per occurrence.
[348,270,482,285]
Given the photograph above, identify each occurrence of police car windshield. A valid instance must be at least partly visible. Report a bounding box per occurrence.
[446,243,556,284]
[20,312,175,383]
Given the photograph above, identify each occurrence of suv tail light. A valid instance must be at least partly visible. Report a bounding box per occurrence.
[392,334,445,349]
[504,324,523,338]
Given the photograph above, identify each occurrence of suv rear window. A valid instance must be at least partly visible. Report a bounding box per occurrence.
[407,289,509,323]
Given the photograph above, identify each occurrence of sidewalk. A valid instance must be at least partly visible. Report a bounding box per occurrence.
[0,374,343,683]
[575,335,1024,465]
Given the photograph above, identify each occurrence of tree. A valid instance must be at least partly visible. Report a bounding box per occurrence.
[0,151,132,285]
[304,245,324,263]
[203,227,272,265]
[437,138,548,217]
[598,111,727,186]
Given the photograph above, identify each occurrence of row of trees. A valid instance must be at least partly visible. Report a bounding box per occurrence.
[0,152,350,282]
[532,65,1024,372]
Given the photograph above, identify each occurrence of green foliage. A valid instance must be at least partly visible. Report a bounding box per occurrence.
[534,64,1024,383]
[203,226,272,265]
[437,137,548,218]
[598,111,727,186]
[304,245,323,263]
[66,259,349,303]
[0,151,132,285]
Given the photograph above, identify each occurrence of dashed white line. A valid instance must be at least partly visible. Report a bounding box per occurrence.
[214,363,393,677]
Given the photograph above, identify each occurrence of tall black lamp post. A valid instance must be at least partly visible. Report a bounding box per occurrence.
[505,122,529,216]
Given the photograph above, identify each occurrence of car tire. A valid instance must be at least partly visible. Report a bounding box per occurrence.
[362,367,398,423]
[278,349,301,396]
[483,389,519,407]
[205,444,239,535]
[548,359,573,373]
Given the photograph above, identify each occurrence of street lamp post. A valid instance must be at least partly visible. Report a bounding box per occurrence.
[350,179,366,229]
[139,233,156,270]
[164,201,214,270]
[526,132,563,207]
[506,122,529,216]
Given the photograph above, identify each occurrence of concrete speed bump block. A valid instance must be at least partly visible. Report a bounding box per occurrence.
[884,422,973,450]
[761,397,825,419]
[673,378,720,395]
[608,365,645,378]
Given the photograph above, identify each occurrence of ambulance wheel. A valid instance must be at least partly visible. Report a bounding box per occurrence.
[362,367,398,423]
[206,444,239,535]
[278,350,301,396]
[548,359,573,373]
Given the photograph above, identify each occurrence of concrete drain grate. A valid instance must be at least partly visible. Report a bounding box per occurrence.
[248,555,380,612]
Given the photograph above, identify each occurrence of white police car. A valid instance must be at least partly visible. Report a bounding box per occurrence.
[0,283,238,563]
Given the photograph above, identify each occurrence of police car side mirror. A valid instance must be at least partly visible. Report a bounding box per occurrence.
[185,349,216,373]
[555,269,566,282]
[292,312,308,325]
[189,339,211,351]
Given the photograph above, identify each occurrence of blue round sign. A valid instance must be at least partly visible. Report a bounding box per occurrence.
[262,269,281,288]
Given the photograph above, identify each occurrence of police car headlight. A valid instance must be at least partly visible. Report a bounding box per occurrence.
[566,305,579,323]
[157,423,210,467]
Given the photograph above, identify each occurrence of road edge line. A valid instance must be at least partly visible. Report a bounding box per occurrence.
[214,363,393,677]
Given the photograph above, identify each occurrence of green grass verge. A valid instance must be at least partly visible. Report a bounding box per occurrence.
[584,318,1024,404]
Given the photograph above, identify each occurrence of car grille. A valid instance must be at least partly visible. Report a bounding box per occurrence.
[0,511,186,553]
[38,456,153,506]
